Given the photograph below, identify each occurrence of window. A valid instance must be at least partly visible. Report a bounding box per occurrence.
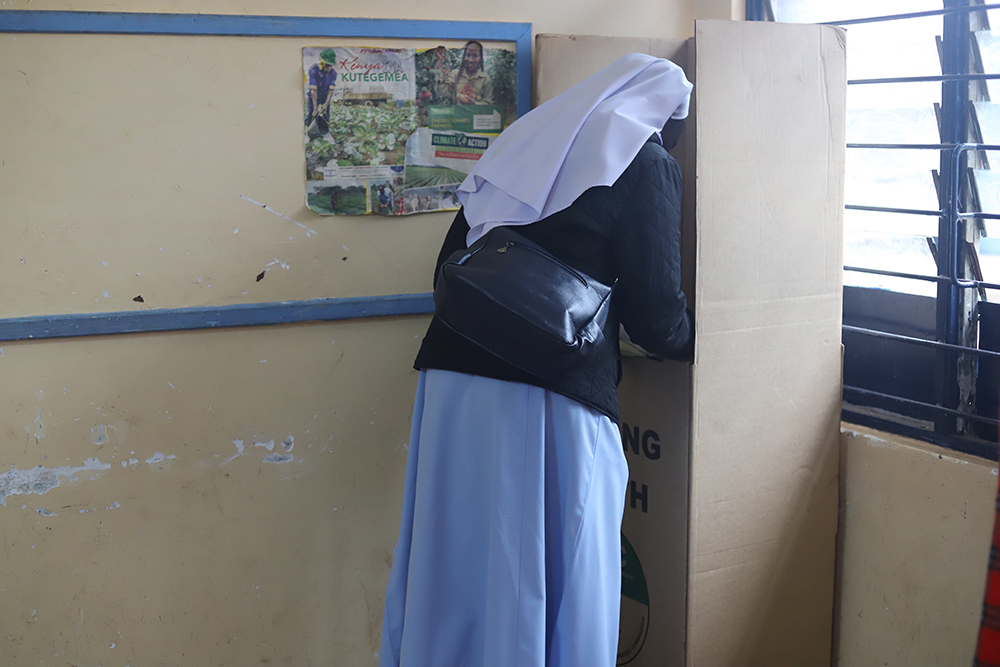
[750,1,1000,458]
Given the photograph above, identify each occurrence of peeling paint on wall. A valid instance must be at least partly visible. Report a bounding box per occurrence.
[265,258,291,270]
[218,439,248,466]
[239,195,318,237]
[24,389,48,440]
[255,439,275,452]
[282,436,294,452]
[112,420,129,445]
[25,413,46,440]
[0,458,111,506]
[146,453,178,473]
[91,421,129,448]
[262,453,294,464]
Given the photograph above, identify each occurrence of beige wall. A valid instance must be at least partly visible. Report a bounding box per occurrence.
[836,425,998,667]
[0,1,728,665]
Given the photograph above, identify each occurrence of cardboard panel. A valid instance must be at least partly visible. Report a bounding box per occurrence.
[535,22,844,667]
[617,359,692,665]
[689,20,845,667]
[693,22,845,315]
[837,427,996,667]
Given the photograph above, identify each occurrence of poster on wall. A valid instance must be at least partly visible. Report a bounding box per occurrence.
[303,43,517,216]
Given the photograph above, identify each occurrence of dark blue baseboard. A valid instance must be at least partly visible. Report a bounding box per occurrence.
[0,293,435,342]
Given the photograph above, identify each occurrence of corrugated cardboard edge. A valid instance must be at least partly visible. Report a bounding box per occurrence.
[688,20,846,667]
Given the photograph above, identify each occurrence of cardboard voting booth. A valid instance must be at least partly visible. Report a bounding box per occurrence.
[537,20,846,667]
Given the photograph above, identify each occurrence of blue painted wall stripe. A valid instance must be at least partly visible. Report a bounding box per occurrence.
[0,11,530,39]
[0,294,436,342]
[0,11,533,118]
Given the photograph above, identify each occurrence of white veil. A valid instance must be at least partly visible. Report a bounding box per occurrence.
[457,53,692,245]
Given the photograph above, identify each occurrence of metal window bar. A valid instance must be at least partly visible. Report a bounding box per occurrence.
[845,204,944,216]
[850,73,1000,84]
[843,324,1000,360]
[844,266,952,284]
[819,3,1000,26]
[846,266,1000,290]
[843,385,1000,427]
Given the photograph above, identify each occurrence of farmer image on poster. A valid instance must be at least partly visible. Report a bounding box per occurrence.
[305,48,339,139]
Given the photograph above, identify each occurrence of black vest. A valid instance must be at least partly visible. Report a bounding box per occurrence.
[413,137,693,423]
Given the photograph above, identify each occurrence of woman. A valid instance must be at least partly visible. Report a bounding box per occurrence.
[436,41,494,105]
[380,53,694,667]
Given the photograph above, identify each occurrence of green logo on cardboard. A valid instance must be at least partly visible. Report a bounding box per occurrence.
[617,532,650,665]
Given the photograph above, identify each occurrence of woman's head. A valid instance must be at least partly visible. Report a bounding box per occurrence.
[661,118,686,151]
[461,41,484,74]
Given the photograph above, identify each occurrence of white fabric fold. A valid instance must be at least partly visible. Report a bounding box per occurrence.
[458,52,692,245]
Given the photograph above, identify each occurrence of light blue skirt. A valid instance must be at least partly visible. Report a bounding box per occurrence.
[380,369,629,667]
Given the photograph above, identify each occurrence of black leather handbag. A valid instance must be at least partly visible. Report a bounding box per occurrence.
[433,225,615,382]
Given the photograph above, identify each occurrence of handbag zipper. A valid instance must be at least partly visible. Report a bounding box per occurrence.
[498,241,589,287]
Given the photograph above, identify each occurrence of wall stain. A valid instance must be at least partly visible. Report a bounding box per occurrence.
[221,439,247,465]
[0,458,111,506]
[145,453,178,473]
